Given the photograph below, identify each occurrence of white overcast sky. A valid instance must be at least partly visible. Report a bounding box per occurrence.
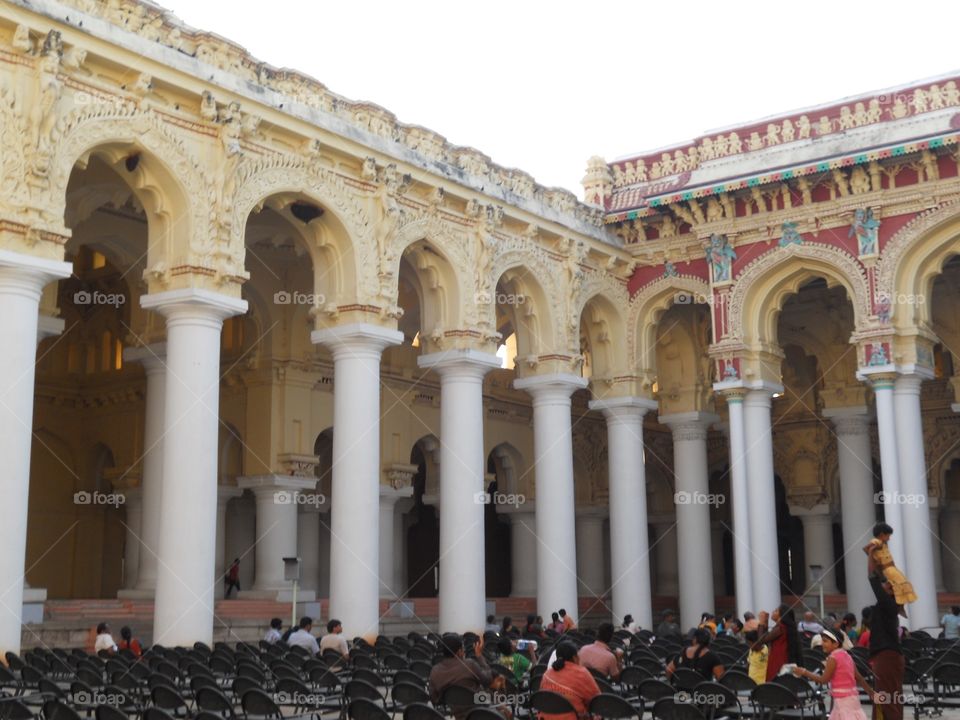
[158,0,960,194]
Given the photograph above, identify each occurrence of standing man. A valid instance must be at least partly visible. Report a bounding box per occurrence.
[225,558,241,597]
[868,546,904,720]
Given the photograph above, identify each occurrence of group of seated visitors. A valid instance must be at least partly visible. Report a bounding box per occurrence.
[483,609,577,641]
[93,622,144,657]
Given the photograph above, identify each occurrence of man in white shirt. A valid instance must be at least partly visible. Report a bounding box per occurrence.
[319,618,350,659]
[287,616,320,655]
[264,617,283,644]
[94,622,117,655]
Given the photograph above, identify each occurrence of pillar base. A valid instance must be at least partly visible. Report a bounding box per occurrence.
[238,589,317,602]
[23,586,47,603]
[117,588,155,600]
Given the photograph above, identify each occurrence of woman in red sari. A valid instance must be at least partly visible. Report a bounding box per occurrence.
[758,605,802,680]
[538,641,601,720]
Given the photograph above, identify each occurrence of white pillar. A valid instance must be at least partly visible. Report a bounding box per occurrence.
[312,323,402,642]
[317,506,331,598]
[119,344,167,599]
[660,412,718,630]
[718,389,754,616]
[0,251,71,656]
[238,475,318,601]
[504,510,537,597]
[122,488,143,590]
[589,397,657,630]
[929,498,945,591]
[793,505,838,593]
[298,505,321,594]
[419,349,500,634]
[867,375,907,571]
[379,485,413,597]
[143,289,246,647]
[893,373,938,631]
[576,506,607,598]
[514,373,588,622]
[824,407,876,617]
[650,517,678,597]
[216,486,242,596]
[743,387,783,614]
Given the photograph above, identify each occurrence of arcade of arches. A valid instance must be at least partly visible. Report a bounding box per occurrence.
[1,0,959,655]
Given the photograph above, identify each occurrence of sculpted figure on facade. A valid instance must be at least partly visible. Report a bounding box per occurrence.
[705,234,736,283]
[850,208,879,256]
[796,115,811,139]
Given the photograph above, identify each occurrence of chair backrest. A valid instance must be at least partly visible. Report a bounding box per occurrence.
[196,686,234,714]
[409,661,432,680]
[391,682,429,708]
[94,705,129,720]
[720,670,756,692]
[0,699,34,720]
[465,708,505,720]
[348,698,391,720]
[530,690,577,715]
[393,670,423,688]
[652,697,676,720]
[143,707,178,720]
[440,684,478,712]
[588,692,636,719]
[42,700,83,720]
[232,676,259,699]
[751,682,800,712]
[673,667,705,690]
[346,679,384,703]
[402,702,446,720]
[639,678,675,701]
[241,689,283,720]
[150,683,188,712]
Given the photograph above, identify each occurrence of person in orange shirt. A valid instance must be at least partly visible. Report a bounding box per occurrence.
[117,626,143,658]
[538,642,600,720]
[559,608,576,632]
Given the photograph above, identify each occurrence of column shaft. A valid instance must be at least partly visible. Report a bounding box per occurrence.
[893,374,938,631]
[146,290,246,647]
[591,398,656,629]
[872,379,907,568]
[743,389,782,613]
[797,508,838,592]
[826,409,875,617]
[576,511,607,598]
[419,350,499,634]
[725,395,755,615]
[312,324,401,642]
[515,374,587,621]
[0,253,72,656]
[507,512,537,597]
[661,412,717,630]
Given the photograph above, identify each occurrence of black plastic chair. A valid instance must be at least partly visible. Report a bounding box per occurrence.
[95,706,130,720]
[589,692,638,719]
[240,689,283,720]
[402,702,444,720]
[391,683,429,710]
[639,678,675,702]
[673,668,705,691]
[751,682,805,720]
[42,700,84,720]
[652,697,676,720]
[0,699,33,720]
[150,684,190,718]
[692,681,740,720]
[347,698,390,720]
[196,687,237,719]
[529,690,576,716]
[392,671,423,689]
[465,708,506,720]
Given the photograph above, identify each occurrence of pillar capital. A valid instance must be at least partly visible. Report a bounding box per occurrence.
[311,322,403,358]
[514,372,588,403]
[893,372,928,397]
[418,348,501,378]
[658,411,720,440]
[237,474,318,497]
[589,395,658,421]
[37,314,65,344]
[141,288,247,325]
[823,406,871,436]
[0,249,72,297]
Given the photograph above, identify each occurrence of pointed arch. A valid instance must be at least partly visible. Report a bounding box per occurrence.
[628,275,711,375]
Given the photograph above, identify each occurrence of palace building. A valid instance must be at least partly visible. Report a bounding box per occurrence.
[0,0,958,655]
